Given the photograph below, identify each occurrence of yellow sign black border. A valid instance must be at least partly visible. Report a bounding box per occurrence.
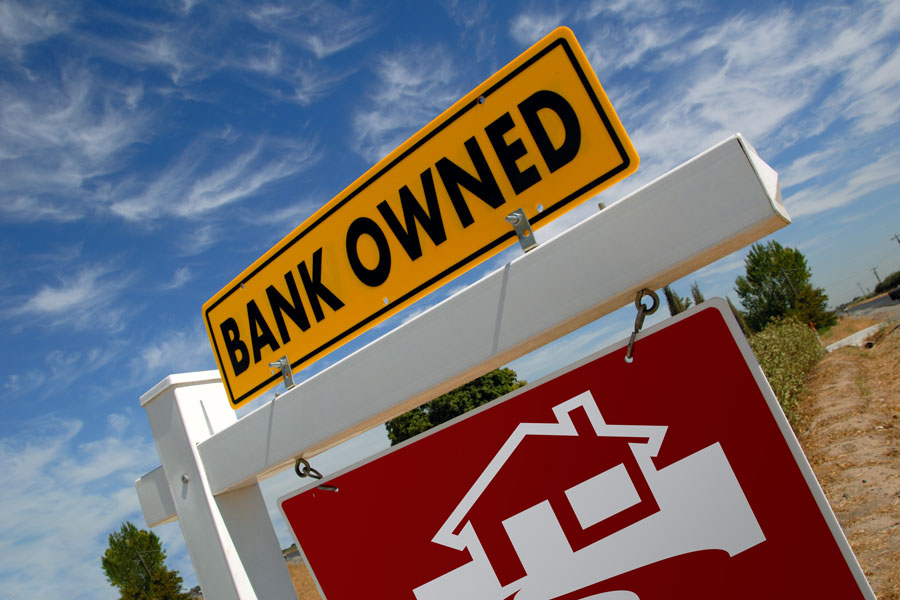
[204,27,636,407]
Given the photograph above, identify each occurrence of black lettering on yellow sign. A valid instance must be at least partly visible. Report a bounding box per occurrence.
[520,90,581,173]
[340,88,581,289]
[222,247,344,376]
[346,216,392,287]
[436,136,506,228]
[378,168,447,261]
[217,89,581,375]
[206,27,641,409]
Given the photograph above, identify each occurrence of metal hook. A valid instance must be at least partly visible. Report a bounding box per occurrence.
[625,288,659,363]
[294,457,338,492]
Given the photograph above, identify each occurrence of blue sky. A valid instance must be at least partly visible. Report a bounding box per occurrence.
[1,0,899,597]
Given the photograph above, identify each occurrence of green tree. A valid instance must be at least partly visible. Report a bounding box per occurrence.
[734,241,836,332]
[102,522,191,600]
[663,285,692,316]
[727,296,752,338]
[690,282,705,305]
[386,368,526,445]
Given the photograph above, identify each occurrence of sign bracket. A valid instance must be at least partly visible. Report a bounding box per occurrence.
[506,208,539,253]
[268,356,295,391]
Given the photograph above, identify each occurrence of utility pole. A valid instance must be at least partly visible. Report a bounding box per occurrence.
[857,282,868,297]
[872,267,882,284]
[892,234,900,247]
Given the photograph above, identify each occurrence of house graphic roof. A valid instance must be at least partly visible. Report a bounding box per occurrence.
[430,390,668,552]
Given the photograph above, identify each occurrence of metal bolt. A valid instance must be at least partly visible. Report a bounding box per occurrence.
[182,474,190,484]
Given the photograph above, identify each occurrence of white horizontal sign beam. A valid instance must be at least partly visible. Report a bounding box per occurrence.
[135,465,178,528]
[196,134,788,495]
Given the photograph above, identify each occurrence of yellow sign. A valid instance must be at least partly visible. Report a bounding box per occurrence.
[203,27,639,408]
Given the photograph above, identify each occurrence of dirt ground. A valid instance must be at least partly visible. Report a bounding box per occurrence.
[797,309,900,599]
[285,308,900,600]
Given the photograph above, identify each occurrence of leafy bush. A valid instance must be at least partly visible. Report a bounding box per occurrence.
[748,316,824,425]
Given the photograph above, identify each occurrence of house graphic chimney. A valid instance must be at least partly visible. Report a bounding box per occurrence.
[413,391,766,600]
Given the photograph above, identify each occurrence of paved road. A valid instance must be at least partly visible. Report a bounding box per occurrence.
[845,293,900,317]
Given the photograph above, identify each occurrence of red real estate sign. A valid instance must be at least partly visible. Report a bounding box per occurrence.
[280,299,874,599]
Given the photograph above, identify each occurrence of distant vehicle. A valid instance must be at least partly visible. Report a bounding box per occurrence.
[889,286,900,302]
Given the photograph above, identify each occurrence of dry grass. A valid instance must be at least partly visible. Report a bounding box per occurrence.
[287,556,322,600]
[820,315,884,345]
[798,323,900,598]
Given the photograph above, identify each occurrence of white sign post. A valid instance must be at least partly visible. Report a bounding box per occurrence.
[136,135,789,599]
[137,374,296,599]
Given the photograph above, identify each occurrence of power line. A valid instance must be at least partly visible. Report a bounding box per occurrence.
[822,248,900,288]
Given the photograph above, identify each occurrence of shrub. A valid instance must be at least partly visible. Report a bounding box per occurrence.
[748,316,824,425]
[874,269,900,294]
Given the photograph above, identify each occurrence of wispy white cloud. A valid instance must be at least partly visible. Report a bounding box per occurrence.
[123,32,208,85]
[614,11,818,168]
[8,263,132,332]
[106,412,131,436]
[442,0,497,58]
[509,10,566,46]
[227,42,354,105]
[75,2,364,103]
[781,146,844,190]
[1,67,147,164]
[353,45,461,163]
[0,64,150,222]
[0,195,85,223]
[108,135,320,222]
[0,417,159,600]
[575,0,900,199]
[162,266,192,290]
[0,2,369,230]
[176,224,221,256]
[246,1,378,59]
[2,369,46,397]
[576,0,699,22]
[3,342,122,399]
[785,148,900,218]
[837,36,900,133]
[130,324,215,383]
[0,0,71,57]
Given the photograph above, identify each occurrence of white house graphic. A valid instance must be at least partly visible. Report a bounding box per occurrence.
[413,391,766,600]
